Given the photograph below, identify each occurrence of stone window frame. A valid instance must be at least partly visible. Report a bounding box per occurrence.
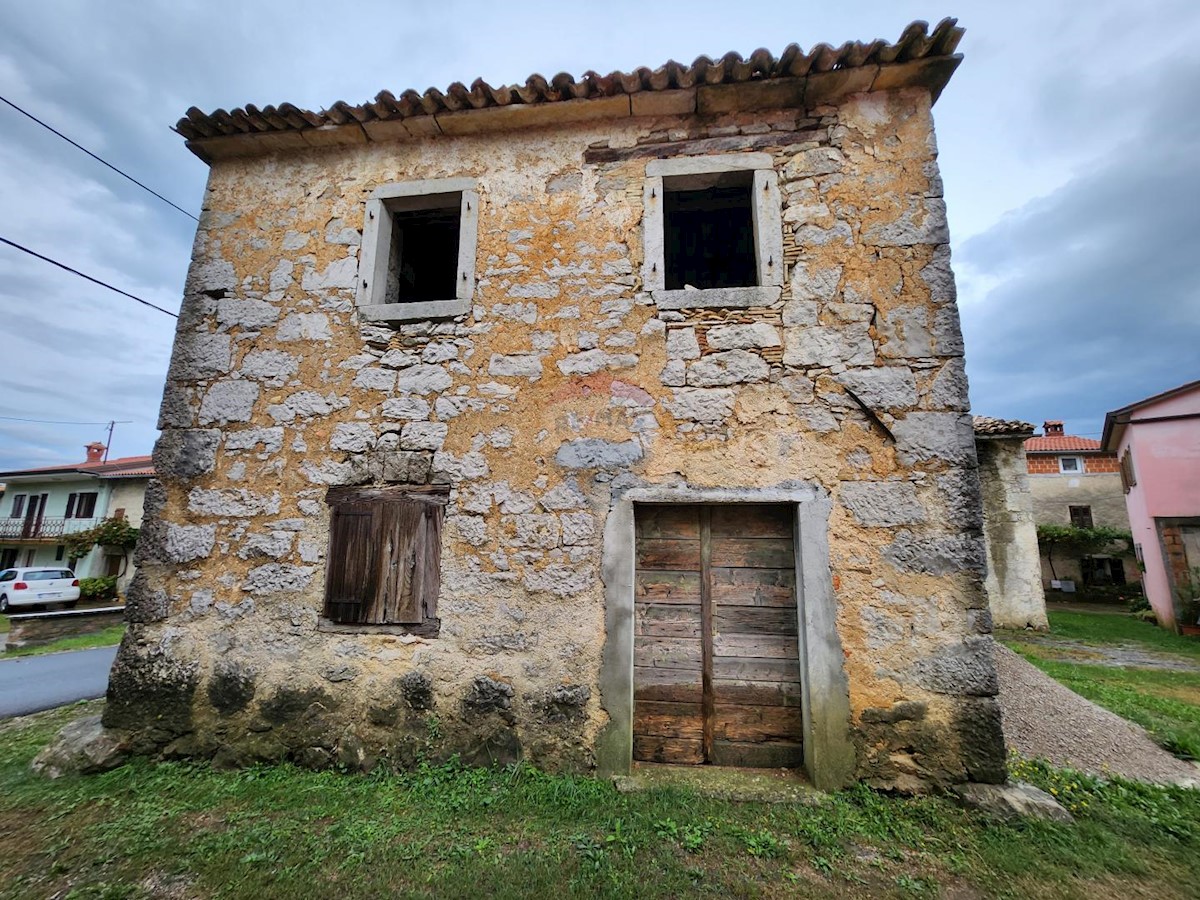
[593,483,855,791]
[1058,456,1082,475]
[641,152,784,310]
[355,176,480,324]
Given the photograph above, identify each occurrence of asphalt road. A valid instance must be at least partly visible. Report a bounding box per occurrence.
[0,646,117,718]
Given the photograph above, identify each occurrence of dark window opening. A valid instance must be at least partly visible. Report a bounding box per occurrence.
[55,545,65,561]
[66,492,97,519]
[323,485,446,628]
[9,495,25,518]
[388,205,461,302]
[1081,556,1126,586]
[663,175,756,291]
[1069,505,1094,529]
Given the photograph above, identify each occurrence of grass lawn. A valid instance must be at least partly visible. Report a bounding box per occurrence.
[1000,611,1200,760]
[1,704,1199,898]
[1,625,126,659]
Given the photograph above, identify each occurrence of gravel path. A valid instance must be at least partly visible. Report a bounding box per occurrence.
[995,643,1200,785]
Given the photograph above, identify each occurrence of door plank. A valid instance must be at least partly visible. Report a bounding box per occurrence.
[712,704,803,742]
[714,605,798,635]
[710,567,795,606]
[635,638,702,670]
[710,504,793,538]
[709,740,804,768]
[699,506,715,763]
[634,701,704,739]
[712,633,799,660]
[714,656,802,683]
[711,679,803,707]
[636,505,700,539]
[635,603,702,638]
[634,735,705,765]
[636,570,702,604]
[710,537,794,568]
[636,539,702,570]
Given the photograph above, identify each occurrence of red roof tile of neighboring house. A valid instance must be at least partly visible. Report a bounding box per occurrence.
[0,455,154,480]
[1024,435,1104,453]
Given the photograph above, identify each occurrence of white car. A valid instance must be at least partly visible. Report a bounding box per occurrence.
[0,568,81,612]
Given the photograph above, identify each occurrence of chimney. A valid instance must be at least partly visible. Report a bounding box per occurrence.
[1043,421,1064,436]
[85,442,106,463]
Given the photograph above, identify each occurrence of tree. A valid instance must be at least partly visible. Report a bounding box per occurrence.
[1035,524,1132,581]
[63,517,140,576]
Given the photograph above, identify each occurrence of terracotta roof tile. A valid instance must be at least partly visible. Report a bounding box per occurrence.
[1024,435,1105,453]
[973,416,1035,437]
[173,19,965,144]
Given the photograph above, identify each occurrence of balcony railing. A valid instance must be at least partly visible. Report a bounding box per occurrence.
[0,517,99,541]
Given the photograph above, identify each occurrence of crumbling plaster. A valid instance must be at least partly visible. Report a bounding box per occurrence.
[108,86,1003,789]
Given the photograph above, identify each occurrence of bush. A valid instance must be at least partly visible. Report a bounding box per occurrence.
[78,576,118,601]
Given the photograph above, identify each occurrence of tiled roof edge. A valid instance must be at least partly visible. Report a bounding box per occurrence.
[175,18,964,158]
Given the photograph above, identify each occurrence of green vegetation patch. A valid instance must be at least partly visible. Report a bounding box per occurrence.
[3,625,125,659]
[1,702,1199,899]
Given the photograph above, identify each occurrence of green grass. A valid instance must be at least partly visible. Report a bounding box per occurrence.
[1,703,1199,899]
[2,625,125,659]
[1001,610,1200,760]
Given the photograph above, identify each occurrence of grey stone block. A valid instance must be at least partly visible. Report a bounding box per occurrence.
[666,328,701,360]
[330,423,376,453]
[686,350,769,387]
[396,365,453,394]
[705,323,781,350]
[929,359,970,411]
[836,367,918,410]
[892,413,976,466]
[165,524,217,562]
[352,368,397,392]
[187,488,281,517]
[157,382,195,430]
[489,354,543,379]
[883,529,986,576]
[556,439,643,470]
[953,782,1073,823]
[169,333,232,380]
[912,638,999,697]
[216,298,279,330]
[198,380,259,425]
[783,324,873,367]
[790,263,842,302]
[153,429,220,480]
[879,306,932,359]
[382,397,431,420]
[224,427,285,454]
[239,350,299,386]
[242,564,316,595]
[400,422,448,451]
[276,312,332,342]
[840,481,925,526]
[663,388,735,423]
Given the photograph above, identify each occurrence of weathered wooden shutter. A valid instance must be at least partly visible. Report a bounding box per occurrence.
[324,502,379,624]
[374,499,425,624]
[65,494,77,519]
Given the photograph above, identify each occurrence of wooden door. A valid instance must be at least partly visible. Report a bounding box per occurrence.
[633,504,803,768]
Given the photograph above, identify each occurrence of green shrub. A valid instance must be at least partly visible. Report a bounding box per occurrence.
[78,576,118,601]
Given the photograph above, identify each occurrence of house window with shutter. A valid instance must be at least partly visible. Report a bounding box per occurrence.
[322,485,446,631]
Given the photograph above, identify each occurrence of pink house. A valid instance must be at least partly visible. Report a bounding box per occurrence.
[1101,379,1200,630]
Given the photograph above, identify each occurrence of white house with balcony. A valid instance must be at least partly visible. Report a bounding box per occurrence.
[0,443,154,591]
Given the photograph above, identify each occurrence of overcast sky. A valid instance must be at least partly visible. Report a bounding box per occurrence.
[1,0,1197,470]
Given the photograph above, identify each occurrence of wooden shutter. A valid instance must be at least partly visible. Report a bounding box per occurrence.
[10,495,25,518]
[324,502,380,624]
[65,494,77,519]
[324,488,446,626]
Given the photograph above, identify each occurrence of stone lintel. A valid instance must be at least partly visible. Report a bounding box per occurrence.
[647,151,774,177]
[630,89,697,118]
[652,286,781,310]
[359,299,471,322]
[697,78,806,115]
[803,65,879,108]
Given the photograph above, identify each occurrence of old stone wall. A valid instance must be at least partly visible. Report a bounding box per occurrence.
[976,438,1046,630]
[106,86,1003,789]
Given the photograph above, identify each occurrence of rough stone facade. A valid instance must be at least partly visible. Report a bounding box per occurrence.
[103,64,1003,790]
[973,420,1047,630]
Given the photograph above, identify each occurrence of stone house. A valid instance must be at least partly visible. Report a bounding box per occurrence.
[1102,379,1200,630]
[103,18,1005,792]
[0,444,154,594]
[1025,420,1139,590]
[973,418,1046,630]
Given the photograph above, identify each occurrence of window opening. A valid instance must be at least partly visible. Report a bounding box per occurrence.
[1059,457,1081,474]
[663,172,756,290]
[9,495,25,518]
[1069,505,1094,529]
[388,204,461,302]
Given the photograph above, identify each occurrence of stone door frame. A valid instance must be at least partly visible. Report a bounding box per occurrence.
[595,483,856,790]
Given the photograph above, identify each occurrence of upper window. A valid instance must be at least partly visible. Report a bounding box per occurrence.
[66,492,98,519]
[323,485,447,628]
[1059,457,1082,474]
[356,177,479,324]
[9,494,25,518]
[1068,505,1094,529]
[643,153,783,310]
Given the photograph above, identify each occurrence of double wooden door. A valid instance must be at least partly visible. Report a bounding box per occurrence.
[633,504,803,768]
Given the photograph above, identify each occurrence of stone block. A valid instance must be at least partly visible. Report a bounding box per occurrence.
[663,388,735,423]
[883,529,986,577]
[153,429,220,480]
[555,439,643,470]
[705,323,781,350]
[157,382,195,429]
[928,359,969,410]
[686,350,769,386]
[169,333,231,380]
[32,715,130,778]
[198,380,260,425]
[239,349,299,386]
[783,324,873,367]
[396,365,453,394]
[892,412,975,466]
[863,197,949,247]
[400,422,448,451]
[187,488,281,517]
[557,349,637,376]
[513,514,560,549]
[836,367,918,410]
[242,564,315,595]
[216,298,279,330]
[381,349,420,368]
[266,391,349,424]
[560,512,596,545]
[238,531,295,560]
[953,782,1073,823]
[276,312,332,342]
[665,328,701,360]
[840,481,925,527]
[912,638,999,697]
[489,354,543,379]
[165,524,217,562]
[919,244,956,304]
[224,427,285,454]
[330,423,376,453]
[932,306,965,356]
[382,397,431,420]
[432,451,490,482]
[879,306,932,359]
[353,368,397,392]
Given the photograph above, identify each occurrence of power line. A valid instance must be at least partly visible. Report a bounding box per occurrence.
[0,415,133,426]
[0,236,178,318]
[1,94,199,222]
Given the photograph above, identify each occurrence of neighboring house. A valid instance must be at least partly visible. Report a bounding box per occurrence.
[0,443,154,593]
[1025,420,1139,590]
[1102,379,1200,630]
[104,20,1006,791]
[973,417,1046,630]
